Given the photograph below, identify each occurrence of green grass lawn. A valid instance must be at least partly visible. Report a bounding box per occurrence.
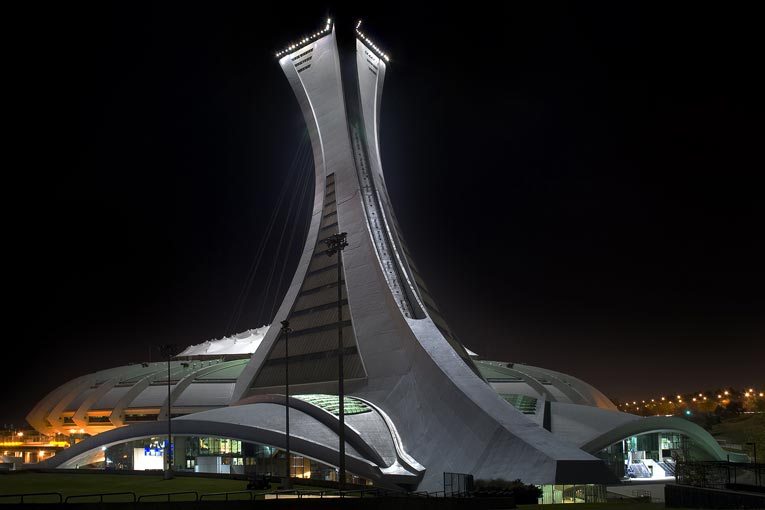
[0,472,322,503]
[710,413,765,461]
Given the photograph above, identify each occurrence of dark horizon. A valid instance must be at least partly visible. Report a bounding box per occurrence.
[6,3,763,427]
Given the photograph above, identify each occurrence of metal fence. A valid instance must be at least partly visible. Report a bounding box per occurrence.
[0,487,455,504]
[443,472,474,497]
[676,461,764,490]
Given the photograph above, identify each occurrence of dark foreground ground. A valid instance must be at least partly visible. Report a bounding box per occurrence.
[0,472,671,509]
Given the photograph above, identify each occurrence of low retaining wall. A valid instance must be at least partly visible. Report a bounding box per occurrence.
[666,483,765,509]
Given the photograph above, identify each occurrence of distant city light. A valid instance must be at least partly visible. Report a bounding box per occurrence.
[618,387,760,418]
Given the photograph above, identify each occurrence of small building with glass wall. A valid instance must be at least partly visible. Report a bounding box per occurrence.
[71,434,371,485]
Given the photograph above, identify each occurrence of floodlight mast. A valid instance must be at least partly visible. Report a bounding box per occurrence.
[323,232,349,487]
[158,343,176,480]
[281,320,292,489]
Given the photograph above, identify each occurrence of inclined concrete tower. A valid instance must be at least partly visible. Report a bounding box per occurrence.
[43,19,698,490]
[230,18,615,487]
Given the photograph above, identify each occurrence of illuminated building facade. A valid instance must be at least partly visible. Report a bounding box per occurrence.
[32,20,747,491]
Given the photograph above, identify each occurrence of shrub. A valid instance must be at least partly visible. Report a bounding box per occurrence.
[473,478,542,503]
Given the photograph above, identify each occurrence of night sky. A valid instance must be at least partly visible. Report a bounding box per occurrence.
[7,3,763,427]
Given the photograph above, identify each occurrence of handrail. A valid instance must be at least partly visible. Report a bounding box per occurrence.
[272,489,298,499]
[64,491,136,503]
[137,491,199,502]
[239,486,494,501]
[296,489,324,497]
[0,492,63,504]
[199,490,255,501]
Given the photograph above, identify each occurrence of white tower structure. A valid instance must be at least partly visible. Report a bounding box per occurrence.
[35,20,743,491]
[232,19,615,487]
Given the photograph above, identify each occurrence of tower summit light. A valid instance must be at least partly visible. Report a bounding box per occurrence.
[275,18,333,58]
[355,20,390,61]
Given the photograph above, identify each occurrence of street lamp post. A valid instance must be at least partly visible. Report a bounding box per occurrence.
[323,232,348,489]
[281,320,293,489]
[159,344,176,480]
[745,442,758,484]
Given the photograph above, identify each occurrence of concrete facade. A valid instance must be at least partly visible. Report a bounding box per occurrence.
[232,21,616,488]
[33,20,745,491]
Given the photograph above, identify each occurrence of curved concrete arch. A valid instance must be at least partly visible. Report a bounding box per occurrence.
[522,364,616,410]
[353,396,425,476]
[235,394,386,468]
[512,365,588,406]
[42,406,411,488]
[76,363,178,431]
[46,375,99,432]
[524,366,590,405]
[501,366,558,403]
[580,416,749,462]
[27,374,89,434]
[108,367,168,426]
[157,360,242,419]
[39,365,165,432]
[72,376,121,429]
[234,393,423,480]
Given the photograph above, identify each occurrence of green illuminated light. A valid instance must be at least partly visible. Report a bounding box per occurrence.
[500,394,538,414]
[295,394,372,416]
